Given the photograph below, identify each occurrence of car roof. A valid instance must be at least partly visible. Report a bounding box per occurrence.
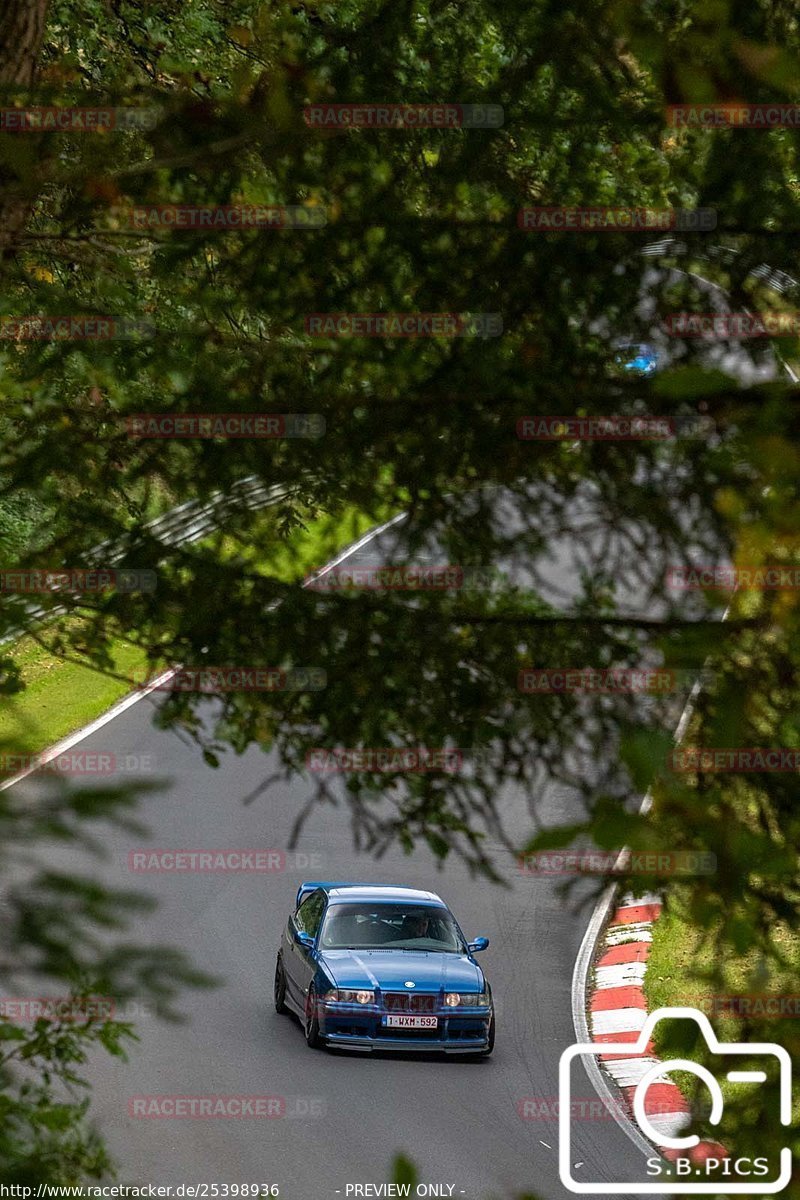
[325,883,444,905]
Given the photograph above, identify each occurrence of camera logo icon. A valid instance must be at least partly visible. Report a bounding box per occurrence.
[558,1006,792,1193]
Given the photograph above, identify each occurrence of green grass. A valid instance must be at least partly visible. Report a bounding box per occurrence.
[0,628,152,759]
[643,893,800,1119]
[205,500,398,582]
[0,499,400,760]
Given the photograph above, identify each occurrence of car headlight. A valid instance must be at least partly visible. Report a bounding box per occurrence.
[445,991,491,1007]
[326,989,374,1005]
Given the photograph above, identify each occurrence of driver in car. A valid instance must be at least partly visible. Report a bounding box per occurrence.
[403,913,431,939]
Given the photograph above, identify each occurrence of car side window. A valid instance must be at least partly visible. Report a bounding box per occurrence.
[294,890,325,937]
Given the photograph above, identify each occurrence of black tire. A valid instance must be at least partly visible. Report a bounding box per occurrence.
[274,955,288,1015]
[304,985,323,1049]
[481,1014,495,1057]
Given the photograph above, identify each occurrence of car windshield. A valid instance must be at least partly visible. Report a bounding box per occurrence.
[319,902,465,952]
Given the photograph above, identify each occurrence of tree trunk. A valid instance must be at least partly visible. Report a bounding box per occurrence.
[0,0,50,257]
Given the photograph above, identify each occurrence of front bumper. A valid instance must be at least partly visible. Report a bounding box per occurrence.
[320,1000,492,1052]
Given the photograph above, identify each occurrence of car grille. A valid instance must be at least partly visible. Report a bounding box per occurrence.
[382,991,439,1013]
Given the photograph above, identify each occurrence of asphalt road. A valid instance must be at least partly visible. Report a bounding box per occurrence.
[11,259,760,1198]
[8,506,702,1200]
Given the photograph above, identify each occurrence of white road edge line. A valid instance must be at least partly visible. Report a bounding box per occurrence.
[571,251,777,1153]
[0,462,738,1165]
[0,668,177,795]
[304,510,408,583]
[0,509,410,797]
[570,650,720,1159]
[575,249,792,1158]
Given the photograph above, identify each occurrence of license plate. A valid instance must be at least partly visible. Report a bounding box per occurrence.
[383,1014,438,1029]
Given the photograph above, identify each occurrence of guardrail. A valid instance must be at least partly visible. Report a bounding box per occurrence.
[0,477,288,647]
[641,237,799,294]
[4,241,795,649]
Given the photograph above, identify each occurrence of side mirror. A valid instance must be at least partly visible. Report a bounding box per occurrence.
[294,928,315,951]
[468,936,489,953]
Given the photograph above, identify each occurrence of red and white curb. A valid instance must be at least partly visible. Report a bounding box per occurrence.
[589,890,728,1165]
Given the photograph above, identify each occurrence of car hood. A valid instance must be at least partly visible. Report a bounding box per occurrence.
[319,949,484,992]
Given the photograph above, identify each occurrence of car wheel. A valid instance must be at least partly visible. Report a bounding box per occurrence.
[274,955,288,1015]
[304,985,323,1049]
[481,1015,495,1057]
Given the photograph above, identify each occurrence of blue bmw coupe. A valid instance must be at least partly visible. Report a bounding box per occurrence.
[274,882,494,1055]
[614,341,660,375]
